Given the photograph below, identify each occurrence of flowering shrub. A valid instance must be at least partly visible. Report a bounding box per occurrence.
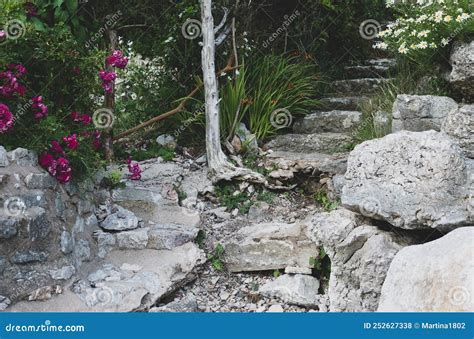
[0,103,14,133]
[374,0,473,57]
[127,157,142,180]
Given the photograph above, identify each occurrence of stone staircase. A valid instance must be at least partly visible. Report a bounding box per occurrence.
[265,58,396,176]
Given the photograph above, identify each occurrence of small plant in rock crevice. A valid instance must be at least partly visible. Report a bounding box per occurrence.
[314,190,338,212]
[208,243,225,271]
[309,247,331,293]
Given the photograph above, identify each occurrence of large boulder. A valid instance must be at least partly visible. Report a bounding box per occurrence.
[223,222,319,272]
[449,40,474,101]
[342,131,471,230]
[442,104,474,158]
[378,227,474,312]
[306,209,407,312]
[391,95,458,132]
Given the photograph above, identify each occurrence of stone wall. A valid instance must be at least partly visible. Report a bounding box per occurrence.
[0,146,102,308]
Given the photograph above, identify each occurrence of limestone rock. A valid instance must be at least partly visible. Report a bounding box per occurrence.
[223,222,319,272]
[100,205,138,231]
[49,265,76,280]
[293,110,362,134]
[342,131,471,230]
[392,95,458,132]
[150,294,199,312]
[0,146,9,167]
[449,40,474,101]
[378,227,474,312]
[116,228,149,249]
[442,104,474,158]
[306,209,406,312]
[259,274,321,308]
[147,223,198,250]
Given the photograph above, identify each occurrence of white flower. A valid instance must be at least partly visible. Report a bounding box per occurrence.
[440,38,450,46]
[131,93,137,100]
[418,30,430,37]
[434,10,444,23]
[418,41,428,49]
[444,15,452,22]
[398,43,408,54]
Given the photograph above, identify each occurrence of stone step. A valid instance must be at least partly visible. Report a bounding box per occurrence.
[265,151,348,175]
[7,243,205,312]
[365,58,397,68]
[293,110,362,134]
[265,132,353,154]
[344,65,391,79]
[319,96,371,111]
[331,78,392,95]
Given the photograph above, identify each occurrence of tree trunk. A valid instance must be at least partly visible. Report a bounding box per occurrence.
[201,0,233,177]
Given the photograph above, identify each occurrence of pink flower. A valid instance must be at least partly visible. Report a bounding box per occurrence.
[99,70,117,93]
[50,140,64,155]
[24,2,38,18]
[63,134,79,150]
[127,157,142,180]
[71,111,81,122]
[55,157,72,183]
[32,96,48,120]
[0,103,14,133]
[38,153,54,168]
[81,114,92,125]
[9,64,27,77]
[106,50,129,69]
[0,70,26,97]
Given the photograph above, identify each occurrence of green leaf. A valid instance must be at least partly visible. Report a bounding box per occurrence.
[54,0,65,8]
[30,17,46,31]
[65,0,78,13]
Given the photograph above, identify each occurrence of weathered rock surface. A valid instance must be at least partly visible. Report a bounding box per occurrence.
[449,40,474,101]
[391,95,458,132]
[320,96,370,111]
[150,294,199,312]
[265,151,348,175]
[265,133,352,154]
[342,131,471,230]
[259,274,321,308]
[331,78,391,95]
[223,222,319,272]
[442,104,473,158]
[293,110,362,134]
[8,243,205,312]
[307,209,407,311]
[378,227,474,312]
[100,205,138,231]
[148,223,199,250]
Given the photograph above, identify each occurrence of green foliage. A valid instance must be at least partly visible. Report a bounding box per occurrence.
[257,190,276,204]
[117,142,175,162]
[215,183,253,214]
[219,67,247,140]
[244,55,318,141]
[309,247,331,285]
[195,230,206,249]
[376,0,473,60]
[103,170,125,189]
[273,269,281,278]
[208,243,225,271]
[314,190,338,212]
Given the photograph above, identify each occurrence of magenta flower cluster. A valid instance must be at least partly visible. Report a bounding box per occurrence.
[99,70,117,94]
[0,64,27,97]
[32,96,48,120]
[98,50,128,93]
[127,157,142,180]
[0,103,14,133]
[39,142,72,184]
[106,50,129,69]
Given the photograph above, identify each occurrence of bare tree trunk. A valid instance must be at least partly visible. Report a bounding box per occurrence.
[201,0,234,177]
[200,0,285,188]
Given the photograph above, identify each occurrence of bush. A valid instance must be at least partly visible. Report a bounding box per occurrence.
[375,0,473,59]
